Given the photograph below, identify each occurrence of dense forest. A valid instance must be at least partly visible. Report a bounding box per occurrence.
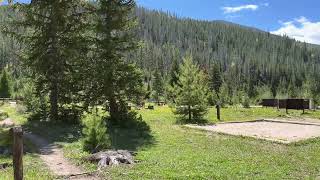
[131,7,320,105]
[1,5,320,108]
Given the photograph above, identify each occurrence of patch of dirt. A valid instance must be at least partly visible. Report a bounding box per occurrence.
[186,119,320,144]
[0,118,15,128]
[25,133,100,180]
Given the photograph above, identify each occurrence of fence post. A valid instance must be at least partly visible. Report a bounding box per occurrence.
[216,102,221,121]
[12,127,23,180]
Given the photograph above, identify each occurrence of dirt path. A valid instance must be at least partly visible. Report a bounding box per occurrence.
[25,133,100,180]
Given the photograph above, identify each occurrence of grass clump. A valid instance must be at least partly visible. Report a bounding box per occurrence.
[0,111,8,120]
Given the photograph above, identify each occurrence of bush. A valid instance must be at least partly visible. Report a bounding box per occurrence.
[16,104,27,115]
[0,128,12,154]
[0,111,9,120]
[82,110,110,152]
[0,69,11,98]
[242,94,250,108]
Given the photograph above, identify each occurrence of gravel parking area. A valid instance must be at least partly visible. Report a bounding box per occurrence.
[187,119,320,143]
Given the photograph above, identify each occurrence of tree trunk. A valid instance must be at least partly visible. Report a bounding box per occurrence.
[188,105,191,121]
[49,81,59,121]
[109,96,119,123]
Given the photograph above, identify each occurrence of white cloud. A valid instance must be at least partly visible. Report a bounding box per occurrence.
[225,15,242,20]
[222,4,259,14]
[262,3,269,7]
[271,16,320,45]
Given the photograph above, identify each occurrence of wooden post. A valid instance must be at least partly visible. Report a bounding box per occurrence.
[12,127,23,180]
[216,103,221,121]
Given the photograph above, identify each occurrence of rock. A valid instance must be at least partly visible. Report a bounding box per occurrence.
[85,150,135,169]
[0,118,15,128]
[0,163,12,170]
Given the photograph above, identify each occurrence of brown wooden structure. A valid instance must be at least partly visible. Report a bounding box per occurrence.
[11,127,23,180]
[261,98,312,113]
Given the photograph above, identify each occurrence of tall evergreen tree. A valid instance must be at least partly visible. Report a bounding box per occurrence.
[83,0,144,123]
[8,0,90,121]
[174,55,209,122]
[152,69,164,103]
[310,73,320,106]
[166,51,180,102]
[210,63,223,120]
[169,51,180,87]
[210,63,223,98]
[0,69,11,98]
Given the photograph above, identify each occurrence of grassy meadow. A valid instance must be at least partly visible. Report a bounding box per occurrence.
[1,104,320,179]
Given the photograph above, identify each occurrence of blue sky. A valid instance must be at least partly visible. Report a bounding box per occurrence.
[3,0,320,44]
[137,0,320,44]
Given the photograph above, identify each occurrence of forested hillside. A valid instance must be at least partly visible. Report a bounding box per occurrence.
[132,7,320,104]
[1,6,320,105]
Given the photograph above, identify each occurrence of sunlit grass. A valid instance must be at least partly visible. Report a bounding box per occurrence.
[0,104,53,180]
[97,107,320,179]
[2,104,320,179]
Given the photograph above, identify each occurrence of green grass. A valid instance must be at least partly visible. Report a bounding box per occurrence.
[2,104,320,179]
[205,106,320,122]
[0,154,53,180]
[96,107,320,179]
[0,104,28,125]
[0,104,53,180]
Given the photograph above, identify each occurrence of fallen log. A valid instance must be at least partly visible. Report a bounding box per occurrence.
[85,150,135,168]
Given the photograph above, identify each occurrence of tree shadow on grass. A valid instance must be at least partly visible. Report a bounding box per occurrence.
[22,114,82,145]
[22,112,155,152]
[175,116,209,125]
[106,116,155,151]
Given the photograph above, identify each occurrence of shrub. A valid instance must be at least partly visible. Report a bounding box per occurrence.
[0,111,9,120]
[0,128,12,153]
[242,94,251,108]
[0,69,11,98]
[82,110,110,152]
[16,104,27,115]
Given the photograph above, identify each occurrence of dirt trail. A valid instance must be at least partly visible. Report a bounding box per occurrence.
[25,133,100,180]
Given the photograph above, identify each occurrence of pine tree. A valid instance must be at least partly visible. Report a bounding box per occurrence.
[210,63,223,120]
[210,63,223,98]
[83,0,144,124]
[174,55,209,122]
[8,0,90,121]
[166,51,180,102]
[310,73,320,106]
[0,69,11,98]
[152,70,164,103]
[169,51,180,87]
[82,109,110,152]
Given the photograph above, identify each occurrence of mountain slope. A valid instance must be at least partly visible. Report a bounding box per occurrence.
[132,7,320,100]
[0,6,320,102]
